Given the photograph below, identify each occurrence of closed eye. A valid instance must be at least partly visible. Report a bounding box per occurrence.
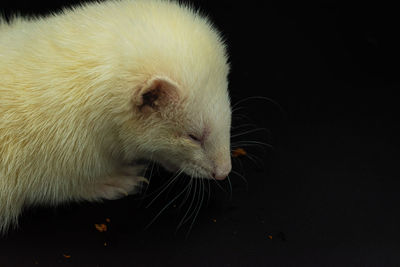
[188,134,202,144]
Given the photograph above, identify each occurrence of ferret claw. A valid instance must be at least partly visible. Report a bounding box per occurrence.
[137,176,149,184]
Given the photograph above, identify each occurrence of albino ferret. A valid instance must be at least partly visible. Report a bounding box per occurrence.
[0,0,231,233]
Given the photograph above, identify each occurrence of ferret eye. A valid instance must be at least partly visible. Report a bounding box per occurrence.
[188,134,201,144]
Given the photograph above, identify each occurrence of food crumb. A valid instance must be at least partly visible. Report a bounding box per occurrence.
[267,235,273,240]
[212,219,217,223]
[105,218,111,223]
[63,254,71,259]
[104,242,107,246]
[95,223,107,232]
[232,148,247,157]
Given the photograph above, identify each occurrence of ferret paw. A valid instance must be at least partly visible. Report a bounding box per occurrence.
[93,175,148,201]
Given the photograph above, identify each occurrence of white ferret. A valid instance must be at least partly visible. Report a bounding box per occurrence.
[0,0,231,233]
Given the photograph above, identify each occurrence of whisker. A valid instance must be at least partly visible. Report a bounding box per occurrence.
[139,167,180,200]
[211,177,228,194]
[176,176,197,231]
[141,160,156,198]
[231,140,272,146]
[232,157,245,174]
[231,143,273,149]
[246,152,265,168]
[179,177,193,209]
[231,140,273,148]
[165,173,179,200]
[232,96,286,115]
[145,178,191,230]
[232,113,254,123]
[231,128,268,138]
[231,169,248,186]
[227,175,233,201]
[156,164,161,176]
[206,178,211,207]
[231,123,260,130]
[186,178,204,238]
[145,168,184,208]
[182,179,202,226]
[231,106,245,114]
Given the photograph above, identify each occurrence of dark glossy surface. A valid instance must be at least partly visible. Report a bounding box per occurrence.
[1,1,400,266]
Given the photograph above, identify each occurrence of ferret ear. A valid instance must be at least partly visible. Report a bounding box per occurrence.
[134,76,180,113]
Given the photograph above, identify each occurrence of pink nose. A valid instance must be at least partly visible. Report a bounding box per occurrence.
[213,161,232,180]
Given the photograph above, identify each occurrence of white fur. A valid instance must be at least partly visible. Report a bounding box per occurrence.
[0,0,231,233]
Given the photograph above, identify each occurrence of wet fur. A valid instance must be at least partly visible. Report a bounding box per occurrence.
[0,0,231,233]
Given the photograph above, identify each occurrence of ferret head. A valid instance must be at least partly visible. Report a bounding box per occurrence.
[113,2,231,180]
[126,72,231,181]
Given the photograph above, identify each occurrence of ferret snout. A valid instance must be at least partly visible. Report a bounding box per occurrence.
[212,159,232,180]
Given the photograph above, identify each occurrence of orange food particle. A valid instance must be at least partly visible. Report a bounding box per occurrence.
[95,223,107,232]
[267,235,273,240]
[232,148,247,157]
[63,254,71,259]
[105,218,111,223]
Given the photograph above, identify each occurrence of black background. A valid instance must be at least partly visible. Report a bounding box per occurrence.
[1,1,400,266]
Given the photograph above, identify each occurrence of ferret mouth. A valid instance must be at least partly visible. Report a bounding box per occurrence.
[182,162,213,179]
[161,161,212,179]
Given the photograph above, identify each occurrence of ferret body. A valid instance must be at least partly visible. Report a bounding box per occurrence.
[0,0,231,233]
